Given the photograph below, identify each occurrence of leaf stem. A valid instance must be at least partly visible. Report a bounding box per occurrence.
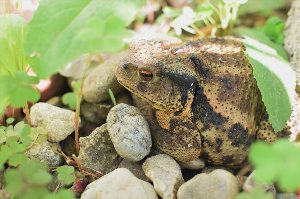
[23,103,32,126]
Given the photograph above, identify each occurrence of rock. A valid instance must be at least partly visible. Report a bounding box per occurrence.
[81,168,158,199]
[243,172,276,198]
[26,141,63,167]
[276,193,298,199]
[177,169,239,199]
[285,0,300,83]
[0,190,10,199]
[178,159,205,170]
[142,154,184,199]
[106,103,152,162]
[30,102,78,142]
[82,52,126,103]
[77,124,122,175]
[201,166,234,174]
[81,101,111,125]
[118,160,149,182]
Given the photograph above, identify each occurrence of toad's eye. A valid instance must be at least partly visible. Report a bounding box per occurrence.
[139,70,153,81]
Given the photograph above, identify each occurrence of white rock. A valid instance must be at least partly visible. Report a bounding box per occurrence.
[143,154,184,199]
[30,103,77,142]
[106,103,152,162]
[81,168,158,199]
[177,169,239,199]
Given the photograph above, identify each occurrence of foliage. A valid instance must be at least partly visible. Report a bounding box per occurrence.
[0,122,75,199]
[238,29,295,132]
[62,92,77,110]
[262,16,285,45]
[235,187,273,199]
[57,165,76,186]
[239,0,286,15]
[249,140,300,192]
[0,15,40,113]
[25,0,146,79]
[108,89,117,106]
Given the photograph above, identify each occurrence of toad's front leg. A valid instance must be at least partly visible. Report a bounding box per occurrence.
[152,113,202,162]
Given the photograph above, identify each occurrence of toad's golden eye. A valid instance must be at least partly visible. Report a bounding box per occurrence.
[139,70,153,81]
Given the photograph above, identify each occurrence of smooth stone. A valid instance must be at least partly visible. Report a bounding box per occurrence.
[143,154,184,199]
[177,169,239,199]
[77,124,122,175]
[243,172,276,197]
[106,103,152,162]
[82,52,126,103]
[26,141,63,167]
[118,159,149,182]
[80,101,111,125]
[81,168,158,199]
[178,158,205,170]
[30,102,78,142]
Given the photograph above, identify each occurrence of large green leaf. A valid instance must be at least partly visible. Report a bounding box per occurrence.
[238,0,286,15]
[0,14,27,75]
[25,0,145,79]
[242,36,296,132]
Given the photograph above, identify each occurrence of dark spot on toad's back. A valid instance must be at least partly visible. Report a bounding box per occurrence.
[190,54,210,79]
[227,123,251,147]
[215,138,223,152]
[222,155,234,165]
[192,85,227,131]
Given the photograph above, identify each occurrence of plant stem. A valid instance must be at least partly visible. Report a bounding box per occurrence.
[23,103,32,126]
[74,54,93,154]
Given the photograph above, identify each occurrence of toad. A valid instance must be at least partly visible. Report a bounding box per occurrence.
[115,37,276,167]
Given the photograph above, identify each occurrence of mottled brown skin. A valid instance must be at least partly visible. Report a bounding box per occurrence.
[116,37,275,167]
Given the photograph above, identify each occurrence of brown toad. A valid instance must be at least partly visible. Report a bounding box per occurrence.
[115,37,276,167]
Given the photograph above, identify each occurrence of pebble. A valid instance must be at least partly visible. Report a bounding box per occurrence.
[81,168,158,199]
[82,52,126,103]
[143,154,184,199]
[26,141,63,167]
[177,169,239,199]
[118,159,149,182]
[80,101,111,125]
[106,103,152,162]
[178,158,205,170]
[77,124,122,175]
[30,102,78,142]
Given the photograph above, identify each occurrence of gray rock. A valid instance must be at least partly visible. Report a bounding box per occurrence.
[82,52,126,103]
[106,103,152,162]
[276,193,298,199]
[30,103,77,142]
[178,158,205,170]
[81,101,111,125]
[81,168,158,199]
[26,141,63,167]
[77,124,122,175]
[118,160,149,182]
[177,169,239,199]
[243,172,276,198]
[285,0,300,82]
[143,154,184,199]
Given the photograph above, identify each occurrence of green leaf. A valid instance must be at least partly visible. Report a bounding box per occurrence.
[0,72,40,111]
[263,16,285,45]
[249,140,300,192]
[238,0,286,15]
[8,153,28,167]
[62,92,77,110]
[21,160,52,185]
[241,36,296,132]
[25,0,146,79]
[57,165,75,185]
[0,145,13,168]
[22,188,50,199]
[0,14,27,76]
[108,89,117,106]
[235,187,273,199]
[4,169,24,196]
[6,117,15,124]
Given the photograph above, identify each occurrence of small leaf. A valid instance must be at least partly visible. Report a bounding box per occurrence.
[108,89,116,106]
[43,189,75,199]
[4,169,24,195]
[6,118,15,124]
[241,35,296,132]
[62,92,77,110]
[239,0,286,15]
[8,153,28,167]
[235,187,273,199]
[57,165,75,185]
